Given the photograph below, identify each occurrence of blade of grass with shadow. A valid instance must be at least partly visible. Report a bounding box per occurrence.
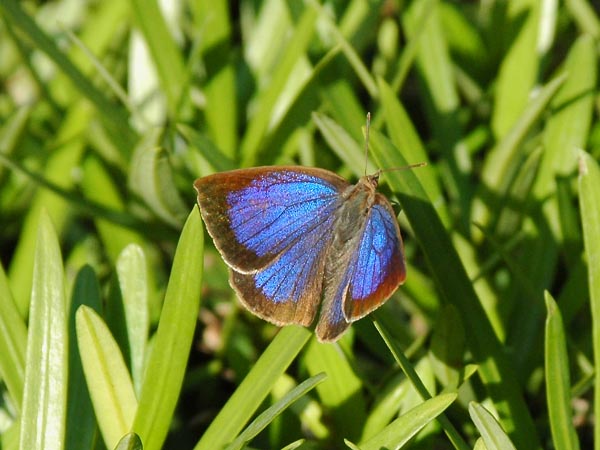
[403,0,471,230]
[257,46,341,165]
[193,0,237,157]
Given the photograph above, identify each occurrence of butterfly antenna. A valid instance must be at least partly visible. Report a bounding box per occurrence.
[379,162,428,173]
[364,112,371,176]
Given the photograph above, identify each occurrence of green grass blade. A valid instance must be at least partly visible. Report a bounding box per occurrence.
[129,132,188,228]
[0,261,26,411]
[403,0,470,224]
[310,0,376,97]
[194,326,311,450]
[81,155,146,261]
[490,0,540,138]
[114,432,143,450]
[377,77,449,225]
[474,74,567,232]
[565,0,600,38]
[535,35,597,235]
[304,337,366,443]
[177,125,236,173]
[49,0,130,103]
[76,305,138,449]
[65,266,103,450]
[116,245,149,394]
[0,105,30,182]
[429,304,465,389]
[19,211,68,450]
[469,402,517,450]
[577,150,600,450]
[404,0,461,135]
[361,372,410,440]
[256,47,340,165]
[359,393,457,450]
[312,112,374,176]
[132,208,204,450]
[389,0,435,93]
[194,0,237,157]
[225,373,327,450]
[544,291,580,450]
[129,0,187,118]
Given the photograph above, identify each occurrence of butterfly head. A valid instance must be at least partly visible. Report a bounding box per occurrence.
[369,171,381,187]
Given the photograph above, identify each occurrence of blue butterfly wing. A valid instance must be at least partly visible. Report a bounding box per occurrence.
[316,196,405,341]
[195,167,349,326]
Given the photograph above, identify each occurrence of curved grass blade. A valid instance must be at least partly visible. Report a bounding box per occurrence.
[76,305,138,449]
[359,393,457,450]
[224,373,327,450]
[469,402,517,450]
[195,326,311,450]
[313,112,375,176]
[128,132,188,228]
[114,432,143,450]
[377,78,449,226]
[474,74,567,233]
[544,291,580,450]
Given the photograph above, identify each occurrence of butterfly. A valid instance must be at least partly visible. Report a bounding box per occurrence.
[194,164,409,342]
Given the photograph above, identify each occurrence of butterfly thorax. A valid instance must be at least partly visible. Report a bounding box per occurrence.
[321,176,377,299]
[335,176,377,237]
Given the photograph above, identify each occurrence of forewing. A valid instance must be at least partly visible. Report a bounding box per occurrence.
[194,166,348,273]
[316,196,405,341]
[195,166,349,326]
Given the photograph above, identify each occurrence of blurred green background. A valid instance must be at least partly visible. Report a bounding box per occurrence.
[0,0,599,449]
